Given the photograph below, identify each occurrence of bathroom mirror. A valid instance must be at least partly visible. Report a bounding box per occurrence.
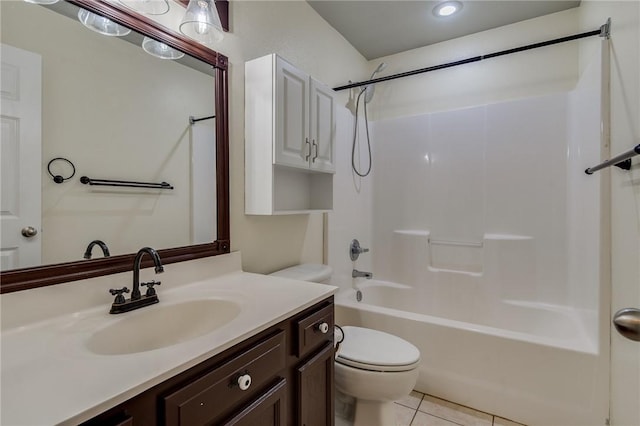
[0,0,230,293]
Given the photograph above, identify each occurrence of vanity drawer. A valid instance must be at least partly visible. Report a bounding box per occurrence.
[164,331,286,426]
[295,304,334,358]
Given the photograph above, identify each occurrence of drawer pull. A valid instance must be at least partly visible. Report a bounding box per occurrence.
[237,373,252,391]
[317,322,330,334]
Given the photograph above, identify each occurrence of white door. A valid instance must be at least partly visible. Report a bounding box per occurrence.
[0,44,42,271]
[275,56,310,170]
[309,78,335,173]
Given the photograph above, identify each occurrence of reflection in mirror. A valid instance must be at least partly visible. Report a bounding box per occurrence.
[0,0,218,272]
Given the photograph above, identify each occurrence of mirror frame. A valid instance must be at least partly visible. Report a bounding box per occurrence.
[0,0,230,294]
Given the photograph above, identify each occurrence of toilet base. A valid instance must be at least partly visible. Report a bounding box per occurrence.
[353,399,397,426]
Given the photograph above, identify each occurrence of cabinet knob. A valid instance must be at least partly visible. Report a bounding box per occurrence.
[317,322,330,334]
[237,373,252,391]
[305,138,311,161]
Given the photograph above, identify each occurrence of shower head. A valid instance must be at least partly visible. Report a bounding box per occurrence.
[371,62,388,77]
[364,62,387,104]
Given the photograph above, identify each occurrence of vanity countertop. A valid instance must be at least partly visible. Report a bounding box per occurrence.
[0,253,337,426]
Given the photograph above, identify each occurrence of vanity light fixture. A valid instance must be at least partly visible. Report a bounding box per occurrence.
[179,0,224,45]
[118,0,170,16]
[142,37,185,60]
[78,8,131,36]
[23,0,59,5]
[433,1,463,17]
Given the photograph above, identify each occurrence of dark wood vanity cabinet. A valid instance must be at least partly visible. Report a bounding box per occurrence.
[81,297,334,426]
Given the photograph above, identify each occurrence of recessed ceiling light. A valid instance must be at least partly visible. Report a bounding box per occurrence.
[433,1,463,17]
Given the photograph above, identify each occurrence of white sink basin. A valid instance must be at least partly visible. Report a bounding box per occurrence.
[86,299,241,355]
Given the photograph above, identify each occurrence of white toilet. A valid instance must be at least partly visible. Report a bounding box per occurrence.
[270,264,421,426]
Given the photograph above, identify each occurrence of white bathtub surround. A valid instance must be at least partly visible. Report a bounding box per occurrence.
[0,252,337,425]
[329,43,610,425]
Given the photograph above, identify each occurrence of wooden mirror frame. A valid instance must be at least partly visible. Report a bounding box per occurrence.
[0,0,230,294]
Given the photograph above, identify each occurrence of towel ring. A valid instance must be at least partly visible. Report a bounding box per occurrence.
[47,157,76,184]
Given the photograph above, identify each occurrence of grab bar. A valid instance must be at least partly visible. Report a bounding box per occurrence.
[80,176,174,190]
[585,144,640,175]
[428,238,483,248]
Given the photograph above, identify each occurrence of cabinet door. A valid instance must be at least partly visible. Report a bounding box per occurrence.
[309,79,336,173]
[222,378,287,426]
[297,343,335,426]
[275,57,310,170]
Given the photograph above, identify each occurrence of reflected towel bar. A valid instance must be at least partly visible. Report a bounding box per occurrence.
[189,115,215,125]
[585,144,640,175]
[80,176,174,189]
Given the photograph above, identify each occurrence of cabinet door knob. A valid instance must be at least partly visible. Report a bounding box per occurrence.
[305,138,311,161]
[237,374,252,391]
[317,322,329,334]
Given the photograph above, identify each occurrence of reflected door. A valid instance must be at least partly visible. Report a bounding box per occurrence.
[1,44,42,271]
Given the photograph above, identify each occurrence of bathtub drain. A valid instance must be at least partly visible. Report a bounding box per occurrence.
[356,290,362,302]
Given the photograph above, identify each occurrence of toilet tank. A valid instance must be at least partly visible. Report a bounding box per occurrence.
[269,264,333,284]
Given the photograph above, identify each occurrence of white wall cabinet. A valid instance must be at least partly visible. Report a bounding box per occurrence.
[245,54,335,215]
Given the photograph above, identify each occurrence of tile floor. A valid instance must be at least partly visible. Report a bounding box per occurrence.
[394,391,526,426]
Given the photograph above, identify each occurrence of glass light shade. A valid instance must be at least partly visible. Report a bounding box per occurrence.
[118,0,169,16]
[142,37,185,60]
[179,0,224,45]
[77,8,132,37]
[23,0,60,4]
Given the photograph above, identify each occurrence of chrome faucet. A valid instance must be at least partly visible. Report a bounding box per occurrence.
[83,240,110,259]
[352,269,373,279]
[108,247,164,314]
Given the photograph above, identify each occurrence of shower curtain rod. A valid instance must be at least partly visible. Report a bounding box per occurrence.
[333,18,611,92]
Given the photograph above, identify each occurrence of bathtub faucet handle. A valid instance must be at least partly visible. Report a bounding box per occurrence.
[350,239,370,261]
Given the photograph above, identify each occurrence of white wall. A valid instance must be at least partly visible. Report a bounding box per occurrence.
[368,8,580,120]
[578,2,640,425]
[215,1,369,274]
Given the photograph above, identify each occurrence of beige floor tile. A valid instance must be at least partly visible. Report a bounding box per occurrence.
[493,416,526,426]
[397,390,425,410]
[395,403,417,426]
[411,411,463,426]
[418,396,492,426]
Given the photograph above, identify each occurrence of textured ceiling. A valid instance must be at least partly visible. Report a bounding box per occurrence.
[307,1,581,60]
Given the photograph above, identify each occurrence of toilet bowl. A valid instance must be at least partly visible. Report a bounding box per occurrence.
[269,264,421,426]
[335,326,420,426]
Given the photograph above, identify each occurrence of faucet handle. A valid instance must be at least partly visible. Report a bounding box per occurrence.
[142,280,161,297]
[350,239,370,261]
[109,287,129,304]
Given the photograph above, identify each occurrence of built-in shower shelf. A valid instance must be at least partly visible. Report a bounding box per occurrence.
[392,229,534,275]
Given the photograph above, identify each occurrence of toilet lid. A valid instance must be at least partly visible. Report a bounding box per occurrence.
[336,326,420,372]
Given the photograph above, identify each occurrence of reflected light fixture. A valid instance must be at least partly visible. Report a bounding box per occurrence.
[118,0,170,16]
[23,0,60,4]
[179,0,224,45]
[433,1,463,17]
[142,37,185,60]
[77,8,131,36]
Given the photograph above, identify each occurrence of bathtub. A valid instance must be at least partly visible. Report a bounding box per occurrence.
[335,280,608,426]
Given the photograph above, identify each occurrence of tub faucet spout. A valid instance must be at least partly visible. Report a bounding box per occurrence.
[352,269,373,279]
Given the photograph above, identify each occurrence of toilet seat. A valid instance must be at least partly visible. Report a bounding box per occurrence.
[336,326,420,372]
